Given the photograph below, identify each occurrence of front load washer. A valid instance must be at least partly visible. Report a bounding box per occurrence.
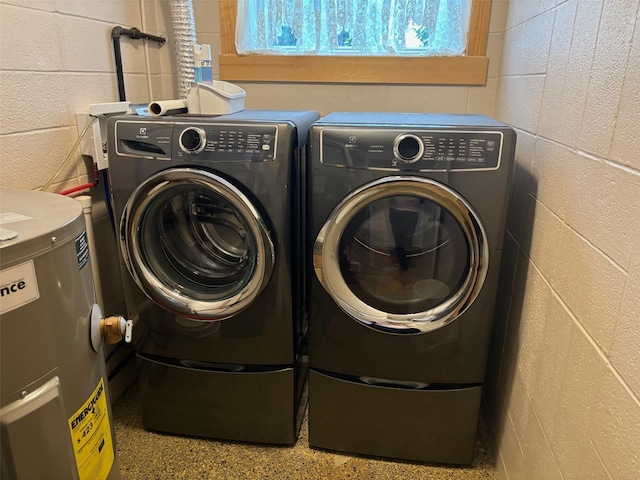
[307,112,516,464]
[107,110,318,444]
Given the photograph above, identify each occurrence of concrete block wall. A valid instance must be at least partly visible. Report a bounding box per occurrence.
[0,0,154,309]
[0,0,170,401]
[0,0,506,297]
[486,1,640,478]
[184,0,505,116]
[3,4,638,475]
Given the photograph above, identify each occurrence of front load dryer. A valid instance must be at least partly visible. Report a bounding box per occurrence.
[107,110,318,444]
[307,112,516,464]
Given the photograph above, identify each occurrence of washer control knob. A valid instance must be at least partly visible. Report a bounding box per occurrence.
[393,134,424,163]
[179,127,206,154]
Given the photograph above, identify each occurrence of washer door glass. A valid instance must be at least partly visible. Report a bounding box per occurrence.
[121,168,275,320]
[314,176,488,334]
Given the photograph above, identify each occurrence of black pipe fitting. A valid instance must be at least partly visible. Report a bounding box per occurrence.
[111,25,166,101]
[111,26,166,45]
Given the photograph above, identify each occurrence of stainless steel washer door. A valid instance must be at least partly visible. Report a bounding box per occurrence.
[120,168,275,320]
[314,176,488,334]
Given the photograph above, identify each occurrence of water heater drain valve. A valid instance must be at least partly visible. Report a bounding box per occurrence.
[90,304,133,352]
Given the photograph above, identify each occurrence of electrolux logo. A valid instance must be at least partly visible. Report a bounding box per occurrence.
[136,126,149,140]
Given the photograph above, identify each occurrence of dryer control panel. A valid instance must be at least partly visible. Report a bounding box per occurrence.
[320,127,503,171]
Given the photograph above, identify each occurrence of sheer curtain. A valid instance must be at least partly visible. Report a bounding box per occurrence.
[235,0,470,56]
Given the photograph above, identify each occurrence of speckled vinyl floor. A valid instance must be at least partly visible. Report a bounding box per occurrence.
[112,384,497,479]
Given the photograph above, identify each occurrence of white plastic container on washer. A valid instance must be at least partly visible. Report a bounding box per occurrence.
[186,80,246,115]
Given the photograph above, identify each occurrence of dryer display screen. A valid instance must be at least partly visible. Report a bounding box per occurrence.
[320,128,503,172]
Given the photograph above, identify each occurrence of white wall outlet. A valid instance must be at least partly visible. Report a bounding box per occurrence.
[76,102,130,170]
[76,113,107,170]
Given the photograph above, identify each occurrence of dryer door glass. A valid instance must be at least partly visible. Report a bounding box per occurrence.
[314,176,488,333]
[121,168,275,320]
[339,196,469,314]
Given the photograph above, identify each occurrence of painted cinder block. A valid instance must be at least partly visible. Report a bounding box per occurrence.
[0,4,63,71]
[611,30,640,171]
[564,152,640,270]
[610,244,640,399]
[548,225,625,355]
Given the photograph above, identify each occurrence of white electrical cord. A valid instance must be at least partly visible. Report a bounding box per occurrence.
[140,1,155,102]
[39,115,99,193]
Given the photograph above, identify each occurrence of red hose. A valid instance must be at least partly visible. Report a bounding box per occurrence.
[58,168,100,196]
[58,182,96,196]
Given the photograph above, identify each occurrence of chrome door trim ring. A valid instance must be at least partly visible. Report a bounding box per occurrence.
[120,167,275,320]
[313,176,488,334]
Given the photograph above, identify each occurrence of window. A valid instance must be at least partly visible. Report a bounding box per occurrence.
[235,1,470,57]
[219,0,491,85]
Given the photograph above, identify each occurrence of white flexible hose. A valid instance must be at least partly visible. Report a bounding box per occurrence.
[170,0,197,99]
[40,116,98,193]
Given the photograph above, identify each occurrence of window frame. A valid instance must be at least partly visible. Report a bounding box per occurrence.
[218,0,491,85]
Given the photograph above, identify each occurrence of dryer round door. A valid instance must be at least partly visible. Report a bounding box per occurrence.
[314,176,488,334]
[120,168,275,320]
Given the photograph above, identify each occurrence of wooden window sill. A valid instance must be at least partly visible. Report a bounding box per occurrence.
[219,54,489,85]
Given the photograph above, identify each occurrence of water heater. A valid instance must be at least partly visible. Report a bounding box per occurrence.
[0,188,121,480]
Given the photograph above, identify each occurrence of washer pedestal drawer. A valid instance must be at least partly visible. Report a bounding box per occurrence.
[137,354,298,445]
[308,369,482,464]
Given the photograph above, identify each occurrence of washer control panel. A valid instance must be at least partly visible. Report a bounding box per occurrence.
[113,120,278,162]
[179,126,207,155]
[175,123,278,161]
[320,127,503,171]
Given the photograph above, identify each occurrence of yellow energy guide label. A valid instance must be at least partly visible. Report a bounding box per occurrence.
[68,378,115,480]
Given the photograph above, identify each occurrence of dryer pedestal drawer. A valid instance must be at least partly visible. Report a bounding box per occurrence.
[137,354,298,445]
[308,369,482,465]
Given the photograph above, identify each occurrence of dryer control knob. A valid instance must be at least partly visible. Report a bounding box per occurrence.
[393,134,424,163]
[179,127,207,154]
